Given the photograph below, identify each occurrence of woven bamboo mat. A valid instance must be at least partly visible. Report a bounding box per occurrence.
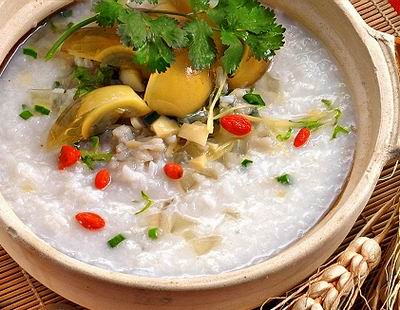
[0,1,400,309]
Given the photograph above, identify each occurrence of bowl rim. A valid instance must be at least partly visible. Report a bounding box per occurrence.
[0,0,397,292]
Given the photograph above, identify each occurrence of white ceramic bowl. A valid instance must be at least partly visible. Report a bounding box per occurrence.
[0,0,399,309]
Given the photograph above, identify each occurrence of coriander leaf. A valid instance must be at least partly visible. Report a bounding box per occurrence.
[120,12,187,72]
[134,39,173,73]
[243,93,265,107]
[241,159,253,168]
[94,0,124,27]
[245,28,285,60]
[189,0,210,12]
[151,16,188,48]
[184,19,216,70]
[276,173,291,185]
[220,30,244,75]
[118,11,148,49]
[332,125,350,140]
[276,128,293,142]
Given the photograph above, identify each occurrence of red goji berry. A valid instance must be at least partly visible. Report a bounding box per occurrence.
[163,163,184,180]
[95,169,111,190]
[75,212,105,230]
[58,145,81,170]
[294,128,311,148]
[220,114,252,137]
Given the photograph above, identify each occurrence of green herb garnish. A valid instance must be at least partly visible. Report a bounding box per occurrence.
[243,93,265,107]
[241,159,253,168]
[19,110,33,120]
[46,0,285,74]
[332,125,350,140]
[107,233,126,248]
[135,191,155,215]
[276,128,293,142]
[34,105,51,115]
[73,65,116,99]
[148,227,158,240]
[90,136,100,150]
[276,174,291,185]
[81,150,113,170]
[23,47,38,59]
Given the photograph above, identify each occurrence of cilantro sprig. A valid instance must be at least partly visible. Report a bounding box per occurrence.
[46,0,285,74]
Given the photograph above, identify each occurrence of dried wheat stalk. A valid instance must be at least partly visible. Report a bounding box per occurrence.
[263,191,400,310]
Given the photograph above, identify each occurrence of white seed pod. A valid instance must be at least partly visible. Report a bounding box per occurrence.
[310,304,324,310]
[347,237,369,253]
[349,254,369,278]
[336,270,353,293]
[321,265,348,282]
[292,297,317,310]
[323,287,339,310]
[309,281,333,298]
[360,238,381,266]
[338,250,358,267]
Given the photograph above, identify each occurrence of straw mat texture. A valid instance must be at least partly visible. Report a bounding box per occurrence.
[0,0,399,309]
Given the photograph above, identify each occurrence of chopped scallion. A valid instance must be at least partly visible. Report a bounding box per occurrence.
[107,234,126,248]
[243,93,265,107]
[148,227,158,240]
[23,47,38,59]
[241,159,253,168]
[34,105,51,115]
[276,174,291,185]
[19,110,33,120]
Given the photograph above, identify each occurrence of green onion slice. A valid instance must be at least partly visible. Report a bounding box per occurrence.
[19,110,33,120]
[107,234,126,248]
[276,174,291,185]
[23,47,38,59]
[34,105,51,115]
[241,159,253,168]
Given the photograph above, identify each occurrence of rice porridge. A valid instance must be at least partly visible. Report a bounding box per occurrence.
[0,0,356,277]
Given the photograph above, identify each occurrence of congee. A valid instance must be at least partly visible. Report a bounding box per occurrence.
[0,0,356,277]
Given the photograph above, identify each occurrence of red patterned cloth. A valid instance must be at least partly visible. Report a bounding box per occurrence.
[389,0,400,14]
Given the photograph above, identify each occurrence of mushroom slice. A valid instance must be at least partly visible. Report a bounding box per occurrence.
[191,235,222,256]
